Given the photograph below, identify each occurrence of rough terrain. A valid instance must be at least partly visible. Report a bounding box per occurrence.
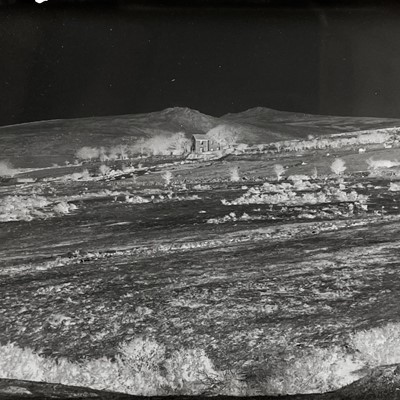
[1,108,400,398]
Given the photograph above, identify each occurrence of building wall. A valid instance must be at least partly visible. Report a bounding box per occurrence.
[208,139,221,152]
[191,136,224,153]
[194,138,209,152]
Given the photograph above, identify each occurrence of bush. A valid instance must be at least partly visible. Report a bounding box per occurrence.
[264,346,363,395]
[0,195,49,221]
[264,129,395,155]
[236,143,248,152]
[7,327,400,396]
[0,339,241,396]
[59,169,90,182]
[99,164,111,176]
[53,201,77,214]
[311,167,318,179]
[162,171,173,186]
[330,158,346,175]
[349,323,400,367]
[366,158,400,170]
[287,174,310,183]
[229,166,240,182]
[0,196,77,222]
[0,160,17,177]
[125,195,149,204]
[99,147,109,162]
[273,164,285,181]
[389,182,400,191]
[222,181,368,206]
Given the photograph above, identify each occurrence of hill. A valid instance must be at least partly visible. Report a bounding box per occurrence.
[1,106,400,167]
[0,108,219,168]
[222,107,400,140]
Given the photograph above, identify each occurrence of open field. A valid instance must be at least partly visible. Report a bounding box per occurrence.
[1,110,400,397]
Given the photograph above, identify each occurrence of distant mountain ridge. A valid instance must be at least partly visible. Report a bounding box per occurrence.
[1,106,400,167]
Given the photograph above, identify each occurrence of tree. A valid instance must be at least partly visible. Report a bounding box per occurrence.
[169,132,191,155]
[229,166,240,182]
[206,124,240,148]
[162,170,173,186]
[99,164,111,176]
[75,146,100,161]
[330,158,347,175]
[273,164,285,181]
[130,138,146,156]
[109,144,129,160]
[99,147,109,162]
[145,135,171,155]
[0,160,16,177]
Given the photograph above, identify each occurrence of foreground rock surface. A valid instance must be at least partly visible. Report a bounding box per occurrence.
[2,365,400,400]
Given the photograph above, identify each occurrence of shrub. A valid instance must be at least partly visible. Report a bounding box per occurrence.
[53,201,77,214]
[287,175,310,183]
[164,348,224,394]
[59,169,90,182]
[0,339,241,396]
[349,322,400,367]
[162,171,173,186]
[99,164,111,176]
[366,158,400,170]
[389,182,400,191]
[193,184,212,191]
[229,166,240,182]
[236,143,248,152]
[0,196,77,222]
[0,195,49,221]
[264,346,363,395]
[0,160,17,177]
[311,167,318,179]
[125,195,149,204]
[330,158,346,175]
[273,164,285,181]
[99,147,109,162]
[222,182,368,206]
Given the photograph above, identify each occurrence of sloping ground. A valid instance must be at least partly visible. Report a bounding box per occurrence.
[222,107,400,138]
[1,167,400,396]
[2,364,400,400]
[2,106,400,167]
[1,117,400,397]
[0,108,220,168]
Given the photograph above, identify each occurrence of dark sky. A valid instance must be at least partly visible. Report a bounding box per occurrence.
[1,0,400,126]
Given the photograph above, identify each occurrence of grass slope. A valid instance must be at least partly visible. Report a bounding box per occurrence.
[2,107,400,168]
[222,107,400,138]
[0,108,218,168]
